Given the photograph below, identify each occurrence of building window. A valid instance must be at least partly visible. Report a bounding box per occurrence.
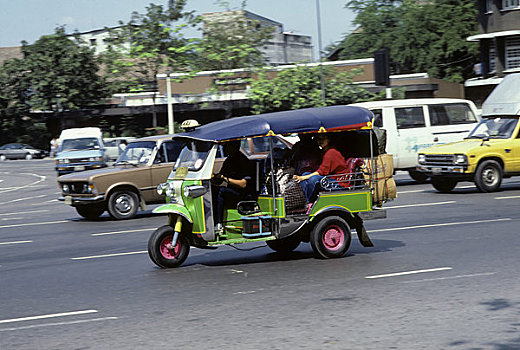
[505,37,520,70]
[90,38,97,46]
[502,0,520,10]
[486,0,493,12]
[489,44,496,72]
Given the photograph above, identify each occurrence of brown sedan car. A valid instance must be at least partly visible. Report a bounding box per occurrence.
[57,134,183,220]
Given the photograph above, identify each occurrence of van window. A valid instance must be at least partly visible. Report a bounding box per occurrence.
[372,109,383,127]
[429,103,477,126]
[395,107,425,129]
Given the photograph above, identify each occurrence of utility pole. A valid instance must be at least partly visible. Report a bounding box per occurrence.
[166,71,175,134]
[316,0,326,104]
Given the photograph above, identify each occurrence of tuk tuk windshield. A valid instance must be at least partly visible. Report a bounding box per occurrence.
[467,117,519,139]
[174,139,213,171]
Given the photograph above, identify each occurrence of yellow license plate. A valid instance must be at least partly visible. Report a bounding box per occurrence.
[174,167,188,180]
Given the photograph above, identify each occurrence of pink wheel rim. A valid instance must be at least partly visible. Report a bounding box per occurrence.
[322,224,345,251]
[159,236,180,259]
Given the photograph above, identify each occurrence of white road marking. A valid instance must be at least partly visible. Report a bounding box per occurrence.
[233,291,256,295]
[403,272,496,283]
[0,317,118,332]
[0,220,69,229]
[398,185,475,194]
[0,240,32,246]
[495,195,520,200]
[367,217,511,233]
[0,173,46,194]
[0,209,49,216]
[2,194,46,204]
[71,251,148,260]
[365,267,452,279]
[92,228,155,236]
[0,310,98,324]
[385,201,455,209]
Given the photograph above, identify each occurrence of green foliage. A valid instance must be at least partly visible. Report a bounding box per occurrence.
[248,65,377,114]
[100,0,196,95]
[21,27,108,111]
[339,0,479,82]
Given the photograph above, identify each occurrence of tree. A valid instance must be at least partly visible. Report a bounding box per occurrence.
[100,0,195,95]
[191,9,274,71]
[248,65,377,114]
[338,0,479,82]
[21,27,107,112]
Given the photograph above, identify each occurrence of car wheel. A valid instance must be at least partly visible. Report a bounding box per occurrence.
[310,216,351,259]
[25,153,33,160]
[148,225,190,268]
[408,170,428,183]
[266,234,301,253]
[475,160,502,193]
[107,190,139,220]
[431,177,457,193]
[76,205,105,220]
[0,155,5,161]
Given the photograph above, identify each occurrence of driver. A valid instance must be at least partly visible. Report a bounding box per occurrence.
[212,140,255,233]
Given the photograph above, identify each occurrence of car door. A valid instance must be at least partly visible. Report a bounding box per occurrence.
[393,106,431,169]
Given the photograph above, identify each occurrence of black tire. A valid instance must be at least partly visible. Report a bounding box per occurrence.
[266,234,301,253]
[310,216,351,259]
[431,177,457,193]
[76,204,105,220]
[474,160,502,192]
[25,153,33,160]
[0,154,6,161]
[408,170,428,183]
[107,190,139,220]
[148,225,190,268]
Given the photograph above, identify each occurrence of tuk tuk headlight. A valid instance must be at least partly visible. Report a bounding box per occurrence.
[157,183,166,195]
[418,154,426,164]
[165,182,176,198]
[184,185,207,198]
[454,154,467,165]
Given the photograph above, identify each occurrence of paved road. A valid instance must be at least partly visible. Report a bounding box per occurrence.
[1,159,519,349]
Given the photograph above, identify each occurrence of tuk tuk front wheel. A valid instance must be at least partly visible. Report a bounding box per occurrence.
[148,225,190,268]
[310,216,351,259]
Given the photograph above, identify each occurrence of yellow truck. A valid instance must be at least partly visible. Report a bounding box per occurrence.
[416,73,520,193]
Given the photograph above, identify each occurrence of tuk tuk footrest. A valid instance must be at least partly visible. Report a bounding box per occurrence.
[241,215,273,238]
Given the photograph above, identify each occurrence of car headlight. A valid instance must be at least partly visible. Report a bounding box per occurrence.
[157,183,166,195]
[418,154,426,164]
[454,154,467,165]
[62,184,70,193]
[165,182,176,198]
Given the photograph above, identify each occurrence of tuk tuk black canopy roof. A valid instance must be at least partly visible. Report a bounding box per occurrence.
[175,105,374,142]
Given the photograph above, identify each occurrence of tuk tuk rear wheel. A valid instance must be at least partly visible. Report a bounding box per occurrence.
[266,234,301,253]
[148,225,190,268]
[310,216,351,259]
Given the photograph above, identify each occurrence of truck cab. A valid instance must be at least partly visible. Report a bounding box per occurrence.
[417,73,520,192]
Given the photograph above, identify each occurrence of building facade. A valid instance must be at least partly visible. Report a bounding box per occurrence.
[465,0,520,104]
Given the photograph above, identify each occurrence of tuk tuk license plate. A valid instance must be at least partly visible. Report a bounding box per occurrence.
[64,196,72,205]
[74,166,85,171]
[174,166,188,179]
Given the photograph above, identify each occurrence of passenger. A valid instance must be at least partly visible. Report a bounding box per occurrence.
[289,133,322,175]
[212,140,255,233]
[293,133,348,202]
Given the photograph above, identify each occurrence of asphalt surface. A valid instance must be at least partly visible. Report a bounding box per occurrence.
[1,159,519,350]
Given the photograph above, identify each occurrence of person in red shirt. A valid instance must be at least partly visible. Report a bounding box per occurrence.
[293,133,348,202]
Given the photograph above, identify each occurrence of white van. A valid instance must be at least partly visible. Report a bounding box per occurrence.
[55,127,108,176]
[349,98,480,181]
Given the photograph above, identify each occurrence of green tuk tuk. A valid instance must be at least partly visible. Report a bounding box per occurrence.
[148,106,391,268]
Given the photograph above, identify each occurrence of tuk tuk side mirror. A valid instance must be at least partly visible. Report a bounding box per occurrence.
[237,201,261,215]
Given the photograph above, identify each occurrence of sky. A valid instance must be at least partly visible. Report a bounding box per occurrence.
[0,0,356,57]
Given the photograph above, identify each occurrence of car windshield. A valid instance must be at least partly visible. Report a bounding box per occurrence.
[467,117,519,139]
[116,141,156,164]
[174,140,213,171]
[60,138,101,151]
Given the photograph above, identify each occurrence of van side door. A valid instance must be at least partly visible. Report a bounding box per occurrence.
[393,106,431,169]
[428,103,479,144]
